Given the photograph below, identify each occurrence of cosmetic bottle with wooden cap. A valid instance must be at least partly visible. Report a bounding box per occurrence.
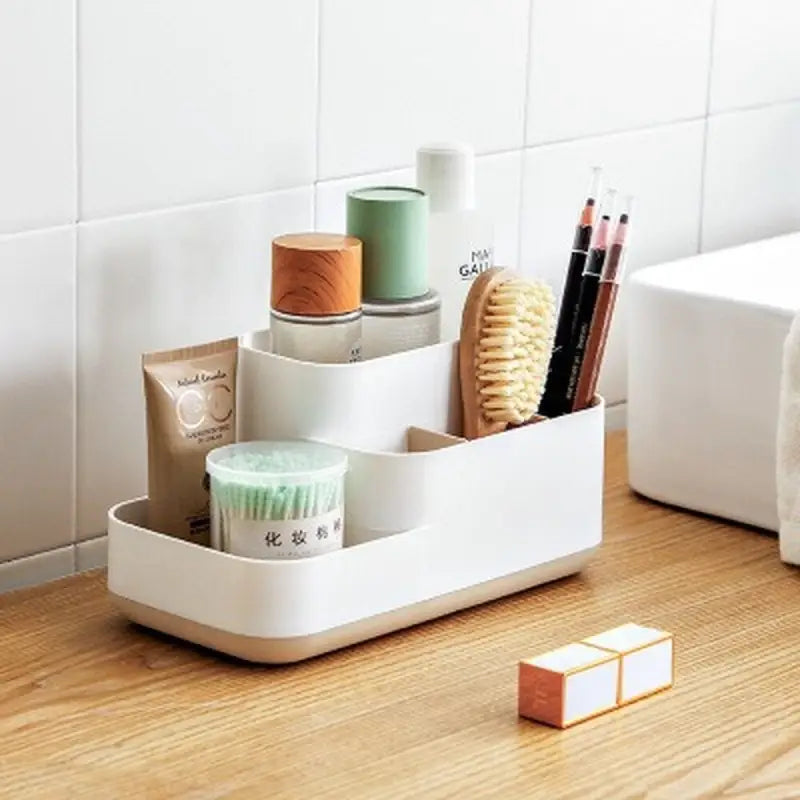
[270,233,363,364]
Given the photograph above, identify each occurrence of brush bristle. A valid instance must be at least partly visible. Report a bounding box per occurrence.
[476,278,556,425]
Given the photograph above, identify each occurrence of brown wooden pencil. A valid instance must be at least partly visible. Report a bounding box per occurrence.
[573,197,633,411]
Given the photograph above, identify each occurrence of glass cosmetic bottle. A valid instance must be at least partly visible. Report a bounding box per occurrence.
[415,142,494,342]
[270,233,363,363]
[346,186,441,359]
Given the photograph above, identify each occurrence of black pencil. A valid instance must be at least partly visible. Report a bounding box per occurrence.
[538,167,602,418]
[573,196,634,412]
[561,188,618,415]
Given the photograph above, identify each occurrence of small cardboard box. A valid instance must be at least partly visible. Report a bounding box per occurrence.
[518,642,620,728]
[582,623,674,705]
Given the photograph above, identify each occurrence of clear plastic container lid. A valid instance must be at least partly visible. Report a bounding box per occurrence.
[206,441,348,487]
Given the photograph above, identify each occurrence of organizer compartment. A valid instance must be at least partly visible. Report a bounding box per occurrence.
[109,495,596,664]
[340,411,603,555]
[108,333,606,663]
[238,330,462,451]
[342,427,463,545]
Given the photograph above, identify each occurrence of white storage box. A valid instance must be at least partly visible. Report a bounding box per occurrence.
[108,334,605,663]
[627,234,800,531]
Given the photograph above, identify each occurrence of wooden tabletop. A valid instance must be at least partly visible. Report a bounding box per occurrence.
[1,432,799,799]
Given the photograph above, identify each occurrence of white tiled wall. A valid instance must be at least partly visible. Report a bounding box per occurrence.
[526,0,712,143]
[0,1,76,233]
[2,0,799,590]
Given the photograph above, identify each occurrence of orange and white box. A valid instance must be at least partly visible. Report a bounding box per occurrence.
[518,642,620,728]
[582,623,674,705]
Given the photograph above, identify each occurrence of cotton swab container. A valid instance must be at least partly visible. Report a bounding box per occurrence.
[206,441,347,560]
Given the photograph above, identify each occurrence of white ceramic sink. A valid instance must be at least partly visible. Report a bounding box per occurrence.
[627,232,800,532]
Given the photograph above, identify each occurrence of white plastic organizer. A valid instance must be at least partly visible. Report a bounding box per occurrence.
[107,331,606,663]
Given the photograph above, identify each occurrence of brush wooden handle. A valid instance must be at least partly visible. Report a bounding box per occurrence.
[459,267,516,440]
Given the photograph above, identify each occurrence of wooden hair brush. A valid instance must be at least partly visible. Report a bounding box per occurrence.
[459,267,556,439]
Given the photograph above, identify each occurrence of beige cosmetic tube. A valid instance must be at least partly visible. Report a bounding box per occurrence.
[142,337,238,545]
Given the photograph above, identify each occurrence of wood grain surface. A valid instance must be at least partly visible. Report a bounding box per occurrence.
[1,432,799,799]
[271,232,362,316]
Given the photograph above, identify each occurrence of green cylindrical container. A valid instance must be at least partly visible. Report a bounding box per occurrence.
[346,186,429,301]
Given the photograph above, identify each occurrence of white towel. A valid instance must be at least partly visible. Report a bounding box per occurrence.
[778,309,800,565]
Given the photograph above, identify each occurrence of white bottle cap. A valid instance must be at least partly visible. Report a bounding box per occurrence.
[415,142,476,213]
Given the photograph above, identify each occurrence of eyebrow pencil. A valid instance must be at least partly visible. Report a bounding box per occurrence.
[560,188,617,415]
[538,167,602,418]
[573,197,633,412]
[542,187,616,417]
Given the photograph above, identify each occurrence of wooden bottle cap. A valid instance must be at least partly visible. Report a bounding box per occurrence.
[271,233,362,316]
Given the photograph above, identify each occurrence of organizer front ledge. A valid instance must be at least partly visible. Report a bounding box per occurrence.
[107,498,600,664]
[110,549,597,664]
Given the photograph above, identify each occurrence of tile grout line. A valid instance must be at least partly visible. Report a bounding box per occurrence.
[312,0,324,229]
[705,94,800,119]
[71,222,78,575]
[527,114,707,150]
[6,98,800,243]
[0,539,111,573]
[74,0,82,223]
[314,145,526,188]
[71,0,81,575]
[696,0,718,255]
[517,0,536,269]
[0,545,77,596]
[0,544,74,567]
[65,107,760,231]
